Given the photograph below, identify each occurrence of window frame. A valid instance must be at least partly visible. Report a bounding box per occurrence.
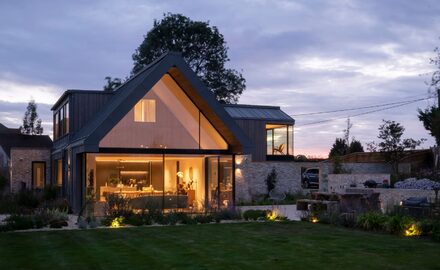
[266,124,294,157]
[32,161,46,189]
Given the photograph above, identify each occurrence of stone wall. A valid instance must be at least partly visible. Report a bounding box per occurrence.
[235,155,327,203]
[327,174,391,193]
[10,148,51,193]
[373,188,437,210]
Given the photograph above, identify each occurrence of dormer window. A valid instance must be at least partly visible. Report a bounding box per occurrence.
[134,99,156,122]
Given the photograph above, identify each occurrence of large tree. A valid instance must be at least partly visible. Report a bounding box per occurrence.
[20,100,43,135]
[130,13,246,103]
[376,120,423,173]
[418,45,440,145]
[329,138,349,158]
[418,106,440,145]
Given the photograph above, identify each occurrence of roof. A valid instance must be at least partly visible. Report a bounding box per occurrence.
[0,133,52,158]
[51,90,112,110]
[68,52,252,154]
[223,104,295,124]
[0,123,20,134]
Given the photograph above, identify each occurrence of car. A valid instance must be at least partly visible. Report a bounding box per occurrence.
[302,168,319,189]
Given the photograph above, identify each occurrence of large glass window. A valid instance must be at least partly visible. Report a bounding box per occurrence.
[53,102,69,140]
[266,124,294,156]
[86,153,231,211]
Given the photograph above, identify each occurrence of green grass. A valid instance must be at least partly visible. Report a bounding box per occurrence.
[0,222,439,270]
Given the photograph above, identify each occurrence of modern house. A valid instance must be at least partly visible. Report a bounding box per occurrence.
[0,124,52,192]
[46,52,295,213]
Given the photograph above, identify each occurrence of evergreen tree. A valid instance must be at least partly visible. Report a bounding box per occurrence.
[20,100,43,135]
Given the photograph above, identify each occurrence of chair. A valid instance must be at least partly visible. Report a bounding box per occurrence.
[273,143,285,155]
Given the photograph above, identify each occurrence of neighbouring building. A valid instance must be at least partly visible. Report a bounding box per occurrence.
[0,123,52,192]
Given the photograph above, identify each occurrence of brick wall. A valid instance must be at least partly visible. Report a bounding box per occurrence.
[10,148,51,193]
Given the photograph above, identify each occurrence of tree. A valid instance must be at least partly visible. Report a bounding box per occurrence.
[329,138,349,158]
[131,13,246,103]
[103,76,122,92]
[20,100,43,135]
[418,106,440,145]
[349,139,364,153]
[376,120,424,173]
[418,44,440,145]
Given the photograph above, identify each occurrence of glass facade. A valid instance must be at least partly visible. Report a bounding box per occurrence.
[86,153,233,211]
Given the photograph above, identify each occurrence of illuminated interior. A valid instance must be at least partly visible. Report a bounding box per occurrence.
[86,153,233,211]
[100,74,228,150]
[266,124,294,156]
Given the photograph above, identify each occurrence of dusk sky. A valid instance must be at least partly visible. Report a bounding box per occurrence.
[1,0,439,157]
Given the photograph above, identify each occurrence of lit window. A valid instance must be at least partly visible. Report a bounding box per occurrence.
[134,99,156,122]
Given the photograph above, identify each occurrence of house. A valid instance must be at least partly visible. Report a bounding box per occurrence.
[49,52,296,213]
[0,123,52,192]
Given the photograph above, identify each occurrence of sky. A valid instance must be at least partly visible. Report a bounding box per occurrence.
[1,0,440,157]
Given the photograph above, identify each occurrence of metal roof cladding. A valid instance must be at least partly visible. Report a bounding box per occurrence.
[223,104,295,123]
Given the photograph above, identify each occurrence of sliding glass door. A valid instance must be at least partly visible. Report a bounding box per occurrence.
[206,156,233,209]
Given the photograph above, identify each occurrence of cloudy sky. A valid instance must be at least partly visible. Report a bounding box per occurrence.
[1,0,439,157]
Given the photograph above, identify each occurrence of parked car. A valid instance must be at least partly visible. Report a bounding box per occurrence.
[302,168,319,189]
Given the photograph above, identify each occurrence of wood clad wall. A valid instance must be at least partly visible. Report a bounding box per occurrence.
[70,92,113,135]
[234,119,267,162]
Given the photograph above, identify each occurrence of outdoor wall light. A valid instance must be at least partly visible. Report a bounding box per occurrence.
[235,155,247,165]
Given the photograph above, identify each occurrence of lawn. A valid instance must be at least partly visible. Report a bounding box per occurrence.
[0,222,439,270]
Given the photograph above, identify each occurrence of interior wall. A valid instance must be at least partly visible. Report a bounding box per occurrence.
[100,74,227,150]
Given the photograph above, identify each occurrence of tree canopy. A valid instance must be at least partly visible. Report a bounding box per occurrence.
[374,120,423,173]
[418,106,440,145]
[130,13,245,103]
[103,76,122,92]
[20,100,43,135]
[418,44,440,145]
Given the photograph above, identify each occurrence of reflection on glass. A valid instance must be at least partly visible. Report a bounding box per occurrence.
[87,154,215,211]
[266,124,294,155]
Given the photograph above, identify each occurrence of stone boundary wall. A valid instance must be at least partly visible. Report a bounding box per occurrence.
[327,174,391,193]
[10,148,51,193]
[373,188,437,210]
[235,155,328,203]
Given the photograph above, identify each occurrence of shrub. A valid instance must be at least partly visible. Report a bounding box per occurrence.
[193,214,213,224]
[177,212,196,225]
[0,193,19,214]
[0,174,7,191]
[338,213,357,228]
[213,208,241,222]
[265,168,277,195]
[356,212,388,231]
[385,215,414,234]
[17,190,40,209]
[4,214,35,231]
[242,209,268,221]
[105,193,132,217]
[417,219,434,236]
[125,214,145,226]
[318,212,341,225]
[43,185,58,201]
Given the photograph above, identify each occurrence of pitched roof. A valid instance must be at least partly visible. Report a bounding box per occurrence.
[0,123,20,134]
[69,52,252,154]
[223,104,295,124]
[0,133,52,158]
